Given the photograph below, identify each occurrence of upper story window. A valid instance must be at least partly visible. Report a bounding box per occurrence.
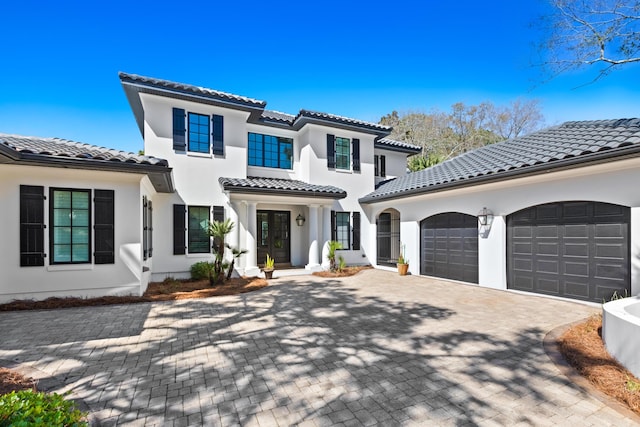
[335,137,350,170]
[173,108,224,155]
[248,133,293,169]
[327,134,360,172]
[374,155,386,177]
[188,113,210,153]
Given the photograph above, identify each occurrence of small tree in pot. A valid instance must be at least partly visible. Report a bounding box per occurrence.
[263,254,275,279]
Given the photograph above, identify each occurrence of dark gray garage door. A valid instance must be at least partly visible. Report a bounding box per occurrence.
[421,213,478,283]
[507,201,630,303]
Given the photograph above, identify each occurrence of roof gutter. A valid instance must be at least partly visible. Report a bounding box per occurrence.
[359,144,640,204]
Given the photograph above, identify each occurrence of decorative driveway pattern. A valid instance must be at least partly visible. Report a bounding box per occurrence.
[0,270,636,426]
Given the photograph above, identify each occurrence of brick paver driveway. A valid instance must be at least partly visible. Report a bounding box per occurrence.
[1,269,637,426]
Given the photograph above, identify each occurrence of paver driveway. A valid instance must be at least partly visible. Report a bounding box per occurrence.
[0,270,637,426]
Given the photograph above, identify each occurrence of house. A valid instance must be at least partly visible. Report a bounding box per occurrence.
[360,119,640,303]
[118,72,420,280]
[2,71,638,305]
[0,73,420,302]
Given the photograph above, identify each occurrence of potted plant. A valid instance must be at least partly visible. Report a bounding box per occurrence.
[263,254,275,279]
[397,244,409,276]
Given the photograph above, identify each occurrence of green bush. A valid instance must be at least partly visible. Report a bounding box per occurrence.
[0,389,88,426]
[190,261,216,281]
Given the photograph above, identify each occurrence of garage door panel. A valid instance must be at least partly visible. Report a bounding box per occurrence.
[508,201,630,303]
[421,212,478,284]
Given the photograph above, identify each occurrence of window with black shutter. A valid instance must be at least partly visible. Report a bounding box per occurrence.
[143,196,148,260]
[380,155,386,177]
[148,200,153,258]
[212,114,224,155]
[327,134,335,169]
[173,108,186,151]
[20,185,45,267]
[94,190,114,264]
[352,138,360,172]
[352,212,361,250]
[212,205,225,253]
[173,204,186,255]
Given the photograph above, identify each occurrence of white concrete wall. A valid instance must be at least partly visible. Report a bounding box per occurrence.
[374,148,409,183]
[365,158,640,295]
[0,164,147,303]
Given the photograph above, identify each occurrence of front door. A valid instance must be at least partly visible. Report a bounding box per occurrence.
[257,210,290,265]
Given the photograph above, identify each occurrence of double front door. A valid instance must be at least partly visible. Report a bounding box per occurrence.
[257,210,290,265]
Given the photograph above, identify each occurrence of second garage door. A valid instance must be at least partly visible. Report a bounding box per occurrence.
[421,212,478,283]
[507,201,630,303]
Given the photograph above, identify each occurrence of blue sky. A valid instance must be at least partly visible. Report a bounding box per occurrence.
[1,0,638,153]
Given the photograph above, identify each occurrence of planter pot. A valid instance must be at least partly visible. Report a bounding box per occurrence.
[264,269,274,279]
[397,263,409,276]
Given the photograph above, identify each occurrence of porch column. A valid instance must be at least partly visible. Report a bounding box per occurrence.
[245,201,260,276]
[227,201,240,275]
[321,205,332,269]
[305,204,321,271]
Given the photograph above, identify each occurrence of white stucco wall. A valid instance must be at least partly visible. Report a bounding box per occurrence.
[364,158,640,296]
[374,148,410,182]
[0,164,148,303]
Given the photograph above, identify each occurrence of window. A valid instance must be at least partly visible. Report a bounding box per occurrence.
[50,189,91,264]
[188,113,210,153]
[173,109,224,154]
[188,206,210,253]
[375,155,386,177]
[331,211,361,250]
[335,212,350,248]
[335,137,350,170]
[248,133,293,169]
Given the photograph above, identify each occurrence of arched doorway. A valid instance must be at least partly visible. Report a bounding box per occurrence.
[377,209,400,266]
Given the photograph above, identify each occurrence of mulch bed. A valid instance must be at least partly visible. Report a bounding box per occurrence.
[558,314,640,415]
[0,368,36,396]
[0,277,268,312]
[312,265,371,278]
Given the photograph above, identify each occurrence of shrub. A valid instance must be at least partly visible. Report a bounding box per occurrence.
[338,256,346,272]
[0,390,88,426]
[190,261,216,281]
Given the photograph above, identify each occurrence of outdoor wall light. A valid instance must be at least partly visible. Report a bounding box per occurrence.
[477,207,493,226]
[296,213,306,227]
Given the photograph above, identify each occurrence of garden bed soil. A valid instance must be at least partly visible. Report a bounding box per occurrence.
[0,368,36,396]
[312,265,371,278]
[558,314,640,415]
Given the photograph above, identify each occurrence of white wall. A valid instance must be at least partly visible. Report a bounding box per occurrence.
[365,158,640,295]
[0,164,147,303]
[374,148,409,184]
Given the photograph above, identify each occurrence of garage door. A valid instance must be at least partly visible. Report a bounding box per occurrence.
[507,201,630,302]
[421,213,478,283]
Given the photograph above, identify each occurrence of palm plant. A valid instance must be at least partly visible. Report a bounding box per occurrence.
[208,218,235,285]
[327,240,343,272]
[226,244,248,280]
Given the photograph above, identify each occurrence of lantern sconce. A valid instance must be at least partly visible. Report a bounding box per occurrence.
[296,213,306,227]
[477,207,494,237]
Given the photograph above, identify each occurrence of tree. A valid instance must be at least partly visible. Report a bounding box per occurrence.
[208,218,235,285]
[484,99,545,140]
[539,0,640,81]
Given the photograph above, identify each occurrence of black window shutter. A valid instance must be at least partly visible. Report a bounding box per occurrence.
[374,155,379,176]
[20,185,45,267]
[212,115,224,155]
[352,138,360,172]
[212,206,225,223]
[173,204,186,255]
[327,134,335,169]
[142,197,148,260]
[352,212,361,250]
[331,210,336,241]
[173,108,186,150]
[94,190,115,264]
[148,200,153,258]
[380,155,386,177]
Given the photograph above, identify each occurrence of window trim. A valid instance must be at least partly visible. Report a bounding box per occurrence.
[49,188,92,265]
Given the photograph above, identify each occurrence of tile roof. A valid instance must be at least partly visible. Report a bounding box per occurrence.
[375,138,422,154]
[294,109,391,133]
[119,72,267,108]
[360,119,640,203]
[260,110,296,124]
[219,176,347,199]
[0,134,168,166]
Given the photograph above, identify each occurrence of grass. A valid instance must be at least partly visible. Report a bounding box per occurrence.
[558,314,640,415]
